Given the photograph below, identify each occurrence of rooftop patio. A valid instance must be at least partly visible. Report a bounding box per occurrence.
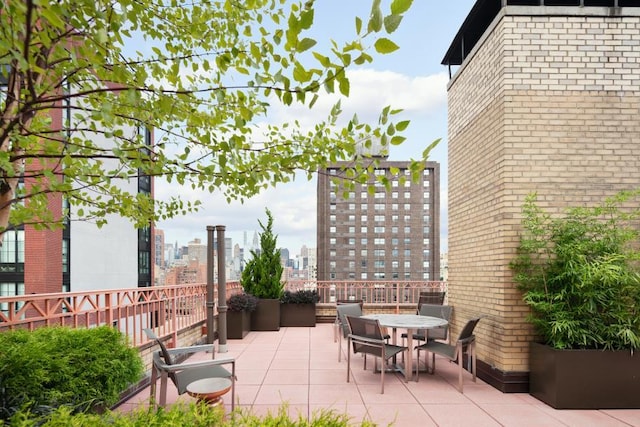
[119,323,640,427]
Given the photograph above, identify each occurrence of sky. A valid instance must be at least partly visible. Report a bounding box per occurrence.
[155,1,477,256]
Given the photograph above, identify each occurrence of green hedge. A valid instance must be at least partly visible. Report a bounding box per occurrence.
[0,326,143,421]
[2,403,377,427]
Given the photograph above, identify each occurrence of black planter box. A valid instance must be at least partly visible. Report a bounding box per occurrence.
[227,310,251,339]
[529,342,640,409]
[280,303,316,327]
[250,299,281,331]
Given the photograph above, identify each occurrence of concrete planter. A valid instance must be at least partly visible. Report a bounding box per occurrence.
[529,342,640,409]
[250,299,281,331]
[227,310,251,339]
[280,303,316,327]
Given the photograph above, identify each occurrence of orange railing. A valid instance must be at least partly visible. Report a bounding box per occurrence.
[0,280,445,345]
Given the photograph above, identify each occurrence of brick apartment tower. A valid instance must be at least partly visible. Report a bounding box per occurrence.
[443,0,640,391]
[317,160,440,289]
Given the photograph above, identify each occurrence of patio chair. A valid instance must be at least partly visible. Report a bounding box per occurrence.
[143,328,236,409]
[345,315,407,394]
[334,299,364,343]
[336,303,363,362]
[402,304,453,347]
[414,316,482,392]
[418,291,446,309]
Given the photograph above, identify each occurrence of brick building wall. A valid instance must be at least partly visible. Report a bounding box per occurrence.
[447,7,640,388]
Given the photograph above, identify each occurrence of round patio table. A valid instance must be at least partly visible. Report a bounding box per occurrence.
[362,313,448,381]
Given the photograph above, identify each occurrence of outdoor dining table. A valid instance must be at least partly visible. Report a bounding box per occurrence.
[361,313,448,381]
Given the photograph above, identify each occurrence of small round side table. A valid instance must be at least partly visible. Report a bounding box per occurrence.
[186,377,232,408]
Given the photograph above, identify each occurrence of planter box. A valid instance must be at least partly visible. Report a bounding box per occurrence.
[529,342,640,409]
[227,310,251,339]
[250,299,281,331]
[280,303,316,327]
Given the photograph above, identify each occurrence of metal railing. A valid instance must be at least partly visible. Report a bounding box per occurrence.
[0,280,445,346]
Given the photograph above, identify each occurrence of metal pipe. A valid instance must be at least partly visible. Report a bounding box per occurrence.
[216,225,228,353]
[206,225,215,347]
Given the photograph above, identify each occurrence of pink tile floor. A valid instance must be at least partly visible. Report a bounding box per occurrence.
[120,324,640,427]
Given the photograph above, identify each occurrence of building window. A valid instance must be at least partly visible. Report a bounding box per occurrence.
[361,226,367,233]
[424,203,430,211]
[374,226,385,233]
[423,192,430,199]
[404,226,410,234]
[392,248,399,257]
[373,272,385,279]
[361,191,367,199]
[423,169,430,176]
[392,181,398,188]
[374,203,385,211]
[348,249,355,257]
[391,238,398,245]
[330,215,336,222]
[330,203,336,211]
[404,204,411,211]
[361,249,367,257]
[423,238,430,245]
[330,238,336,244]
[330,261,336,270]
[374,192,384,199]
[391,203,398,210]
[404,249,411,257]
[348,203,355,210]
[0,282,25,315]
[374,249,385,257]
[361,272,367,279]
[361,238,367,245]
[423,272,430,279]
[423,261,430,268]
[423,215,430,222]
[424,180,430,187]
[349,272,355,278]
[423,226,430,234]
[404,215,411,222]
[374,260,384,268]
[348,214,356,221]
[361,215,367,222]
[391,261,399,268]
[423,249,430,257]
[404,192,410,198]
[330,250,336,257]
[375,215,385,222]
[361,203,368,211]
[392,191,398,198]
[374,168,385,176]
[348,226,355,233]
[391,226,398,234]
[404,261,410,269]
[348,238,355,245]
[392,214,398,222]
[374,238,385,245]
[404,272,411,279]
[329,226,336,233]
[361,259,367,267]
[330,191,336,200]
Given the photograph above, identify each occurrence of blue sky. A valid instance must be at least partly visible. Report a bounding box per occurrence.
[155,1,477,256]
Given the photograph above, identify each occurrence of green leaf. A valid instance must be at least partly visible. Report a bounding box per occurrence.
[391,0,413,14]
[297,37,317,52]
[384,15,403,33]
[374,38,399,54]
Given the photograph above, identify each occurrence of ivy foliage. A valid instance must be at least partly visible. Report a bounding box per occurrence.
[241,208,284,299]
[0,0,425,235]
[510,190,640,350]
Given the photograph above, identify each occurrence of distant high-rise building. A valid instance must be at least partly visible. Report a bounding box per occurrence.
[317,160,440,282]
[154,229,165,268]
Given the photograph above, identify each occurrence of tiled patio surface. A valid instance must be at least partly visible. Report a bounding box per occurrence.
[120,323,640,426]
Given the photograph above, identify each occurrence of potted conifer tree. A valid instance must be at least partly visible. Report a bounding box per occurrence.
[241,208,284,331]
[510,191,640,409]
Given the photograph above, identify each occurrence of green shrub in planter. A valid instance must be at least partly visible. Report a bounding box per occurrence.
[0,326,143,421]
[510,191,640,350]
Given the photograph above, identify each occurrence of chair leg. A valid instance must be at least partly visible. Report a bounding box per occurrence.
[456,346,464,393]
[346,339,351,383]
[380,352,385,394]
[471,342,477,383]
[338,334,343,362]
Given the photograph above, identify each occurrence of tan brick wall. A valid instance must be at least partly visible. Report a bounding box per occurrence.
[448,12,640,373]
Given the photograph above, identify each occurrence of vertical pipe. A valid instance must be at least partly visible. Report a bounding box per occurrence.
[216,225,228,353]
[206,226,215,347]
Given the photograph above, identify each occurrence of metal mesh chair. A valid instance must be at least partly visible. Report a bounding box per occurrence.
[345,315,407,394]
[414,317,482,392]
[336,303,363,362]
[144,328,236,409]
[418,291,446,309]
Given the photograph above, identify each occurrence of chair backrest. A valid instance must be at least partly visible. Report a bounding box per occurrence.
[144,328,174,367]
[336,303,363,338]
[337,299,364,308]
[418,291,446,308]
[345,315,385,357]
[456,317,482,343]
[419,304,452,321]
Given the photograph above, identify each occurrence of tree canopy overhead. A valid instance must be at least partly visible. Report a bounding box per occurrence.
[0,0,425,240]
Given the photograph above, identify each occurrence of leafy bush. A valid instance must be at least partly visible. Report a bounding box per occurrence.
[0,326,144,421]
[510,191,640,350]
[227,293,259,312]
[4,402,376,426]
[281,290,320,304]
[241,208,284,299]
